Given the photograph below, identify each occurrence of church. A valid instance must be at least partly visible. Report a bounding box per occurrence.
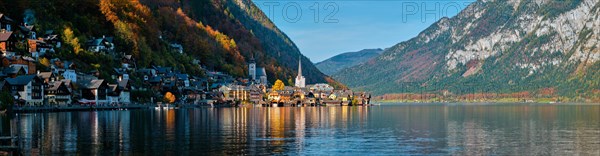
[295,56,305,88]
[248,57,268,85]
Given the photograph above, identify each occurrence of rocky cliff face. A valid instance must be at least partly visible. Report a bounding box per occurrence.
[335,0,600,96]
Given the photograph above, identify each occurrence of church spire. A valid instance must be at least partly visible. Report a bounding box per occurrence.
[249,53,255,63]
[295,55,306,88]
[297,55,302,77]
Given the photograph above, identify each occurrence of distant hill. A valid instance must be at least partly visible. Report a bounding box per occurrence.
[315,48,383,75]
[334,0,600,98]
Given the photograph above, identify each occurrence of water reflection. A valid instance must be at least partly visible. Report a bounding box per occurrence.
[0,104,597,155]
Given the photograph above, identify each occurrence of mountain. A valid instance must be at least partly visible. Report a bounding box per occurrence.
[0,0,340,86]
[315,48,383,75]
[334,0,600,98]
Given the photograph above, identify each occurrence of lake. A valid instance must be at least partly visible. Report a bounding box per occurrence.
[1,103,599,155]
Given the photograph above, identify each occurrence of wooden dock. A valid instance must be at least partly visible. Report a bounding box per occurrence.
[0,115,23,155]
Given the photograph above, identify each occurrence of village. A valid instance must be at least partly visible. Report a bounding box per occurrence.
[0,13,371,112]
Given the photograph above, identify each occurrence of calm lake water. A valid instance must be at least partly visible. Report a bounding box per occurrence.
[1,103,599,155]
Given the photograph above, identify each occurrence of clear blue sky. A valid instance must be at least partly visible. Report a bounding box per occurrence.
[253,0,475,63]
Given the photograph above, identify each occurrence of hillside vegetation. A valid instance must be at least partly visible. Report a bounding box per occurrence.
[0,0,340,86]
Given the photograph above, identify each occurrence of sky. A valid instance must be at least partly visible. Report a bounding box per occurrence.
[253,0,475,63]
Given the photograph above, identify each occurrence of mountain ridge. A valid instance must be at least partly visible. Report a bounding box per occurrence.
[315,48,383,75]
[334,0,600,99]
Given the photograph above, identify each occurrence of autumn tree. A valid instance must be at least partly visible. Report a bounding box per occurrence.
[164,92,176,103]
[273,79,285,91]
[39,57,50,67]
[62,27,81,54]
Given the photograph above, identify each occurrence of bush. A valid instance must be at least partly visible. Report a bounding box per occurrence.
[0,91,14,111]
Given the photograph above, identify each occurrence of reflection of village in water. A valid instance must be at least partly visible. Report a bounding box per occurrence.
[5,105,600,155]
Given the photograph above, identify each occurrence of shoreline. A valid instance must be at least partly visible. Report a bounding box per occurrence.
[8,101,600,114]
[373,101,600,105]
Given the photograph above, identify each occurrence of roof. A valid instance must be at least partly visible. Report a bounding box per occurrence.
[19,25,34,32]
[46,81,71,95]
[170,43,183,48]
[105,37,114,42]
[108,84,118,91]
[165,72,175,77]
[45,34,58,41]
[117,80,129,90]
[81,79,105,89]
[5,75,37,86]
[113,68,127,75]
[163,81,175,87]
[87,39,102,46]
[0,14,14,22]
[3,66,24,74]
[0,31,14,41]
[153,66,172,73]
[177,74,188,80]
[123,55,132,60]
[22,56,35,62]
[149,76,161,83]
[46,81,63,91]
[37,72,53,80]
[86,37,113,46]
[44,30,54,35]
[61,79,72,86]
[256,67,267,76]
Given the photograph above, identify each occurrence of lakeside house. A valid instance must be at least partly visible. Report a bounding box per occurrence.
[108,84,121,105]
[80,79,109,105]
[45,80,72,106]
[117,79,131,105]
[5,74,44,106]
[37,72,56,84]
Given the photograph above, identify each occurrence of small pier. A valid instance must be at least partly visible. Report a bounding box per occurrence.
[0,114,23,155]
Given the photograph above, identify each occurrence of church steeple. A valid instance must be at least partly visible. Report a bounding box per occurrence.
[295,55,306,88]
[248,54,256,80]
[297,55,302,77]
[249,54,256,63]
